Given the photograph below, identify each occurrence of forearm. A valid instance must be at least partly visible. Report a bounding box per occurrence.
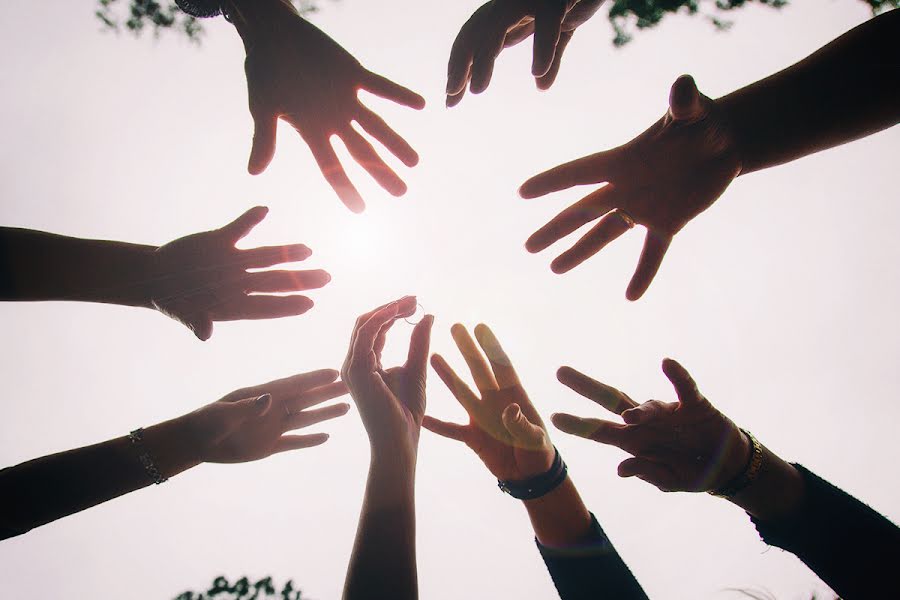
[0,416,200,539]
[523,476,593,548]
[726,444,806,521]
[0,227,157,307]
[343,452,418,600]
[719,10,899,175]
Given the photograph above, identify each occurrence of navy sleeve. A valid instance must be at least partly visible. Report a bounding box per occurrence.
[750,464,900,600]
[536,513,649,600]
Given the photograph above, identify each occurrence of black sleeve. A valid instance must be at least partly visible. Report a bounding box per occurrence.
[750,464,900,600]
[536,513,649,600]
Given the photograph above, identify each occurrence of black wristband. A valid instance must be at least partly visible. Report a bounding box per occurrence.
[497,446,568,500]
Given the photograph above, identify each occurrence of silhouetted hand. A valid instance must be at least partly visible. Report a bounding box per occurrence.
[237,1,425,212]
[551,359,750,492]
[151,206,328,341]
[520,75,742,300]
[446,0,604,106]
[424,324,553,481]
[341,297,434,459]
[185,368,350,463]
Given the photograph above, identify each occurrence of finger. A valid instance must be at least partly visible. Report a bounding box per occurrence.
[186,317,214,342]
[210,295,314,321]
[519,152,615,198]
[371,297,418,361]
[241,269,331,294]
[289,380,350,412]
[363,71,426,110]
[532,2,566,77]
[470,11,518,95]
[422,415,469,442]
[621,399,674,424]
[618,457,678,491]
[304,134,364,214]
[525,184,618,254]
[352,304,401,370]
[668,74,704,122]
[348,296,416,361]
[355,107,419,167]
[502,404,546,448]
[221,206,269,243]
[339,127,407,196]
[504,21,535,47]
[625,230,672,301]
[450,324,499,393]
[550,210,632,274]
[222,369,340,404]
[661,358,705,407]
[272,433,330,454]
[228,393,273,425]
[550,413,628,447]
[430,353,481,417]
[406,314,435,380]
[239,244,312,267]
[248,109,278,175]
[447,17,476,96]
[446,87,467,109]
[535,29,572,90]
[473,323,520,389]
[285,402,351,431]
[556,366,637,415]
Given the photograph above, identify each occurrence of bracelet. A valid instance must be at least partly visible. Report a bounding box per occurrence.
[709,428,762,498]
[497,446,568,501]
[128,428,168,485]
[174,0,226,19]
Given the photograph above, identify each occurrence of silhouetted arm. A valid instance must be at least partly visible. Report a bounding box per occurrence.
[423,324,646,599]
[0,207,329,339]
[520,10,899,300]
[552,359,900,599]
[341,298,433,600]
[214,0,424,212]
[0,370,348,540]
[721,9,900,174]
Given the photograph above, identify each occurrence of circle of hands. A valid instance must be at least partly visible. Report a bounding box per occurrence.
[164,1,752,478]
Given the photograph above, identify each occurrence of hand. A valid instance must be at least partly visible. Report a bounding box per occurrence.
[424,323,553,481]
[519,75,742,300]
[182,368,350,464]
[446,0,604,106]
[551,359,750,492]
[341,297,434,460]
[151,206,329,341]
[235,0,425,212]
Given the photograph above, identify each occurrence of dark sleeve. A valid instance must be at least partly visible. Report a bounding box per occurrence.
[0,231,11,297]
[750,464,900,600]
[536,513,649,600]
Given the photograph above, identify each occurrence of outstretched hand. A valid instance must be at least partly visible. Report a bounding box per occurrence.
[151,206,328,341]
[424,324,554,481]
[184,368,350,464]
[235,1,425,212]
[341,297,434,460]
[520,75,742,300]
[551,359,749,492]
[446,0,604,106]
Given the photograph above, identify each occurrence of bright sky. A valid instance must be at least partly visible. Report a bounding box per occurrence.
[0,1,898,598]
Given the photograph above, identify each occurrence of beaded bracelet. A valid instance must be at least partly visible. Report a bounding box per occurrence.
[128,428,168,485]
[174,0,226,19]
[497,446,568,501]
[708,428,763,498]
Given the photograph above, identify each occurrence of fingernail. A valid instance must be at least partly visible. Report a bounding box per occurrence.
[256,393,271,407]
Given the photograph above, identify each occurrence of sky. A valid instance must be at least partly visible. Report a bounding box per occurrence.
[0,1,898,598]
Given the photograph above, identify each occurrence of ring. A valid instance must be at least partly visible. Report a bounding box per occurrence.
[617,209,636,229]
[404,302,426,325]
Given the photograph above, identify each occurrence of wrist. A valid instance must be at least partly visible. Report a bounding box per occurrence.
[141,415,205,479]
[225,0,298,47]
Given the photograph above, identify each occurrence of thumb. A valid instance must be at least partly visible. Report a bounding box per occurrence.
[186,317,214,342]
[502,404,546,449]
[248,110,278,175]
[233,393,273,423]
[668,74,705,122]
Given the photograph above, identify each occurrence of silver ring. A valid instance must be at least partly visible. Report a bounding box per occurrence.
[404,302,426,325]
